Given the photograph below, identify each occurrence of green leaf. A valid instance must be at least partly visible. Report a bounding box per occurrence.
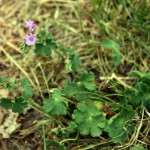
[0,98,13,109]
[22,86,33,99]
[112,49,123,66]
[0,97,28,113]
[82,82,96,91]
[92,0,102,6]
[101,39,123,66]
[135,82,150,110]
[20,43,29,53]
[34,43,43,55]
[128,70,145,78]
[106,110,134,143]
[35,31,56,56]
[118,88,135,106]
[107,113,120,125]
[20,79,29,87]
[0,77,15,84]
[34,43,52,56]
[12,97,28,113]
[46,41,56,49]
[43,89,68,115]
[69,53,81,71]
[38,29,46,37]
[47,33,53,40]
[81,71,95,81]
[65,48,74,55]
[93,101,103,110]
[72,100,106,137]
[0,77,4,83]
[101,39,120,51]
[128,70,150,80]
[80,71,96,91]
[65,62,72,72]
[74,92,88,101]
[130,145,148,150]
[6,83,14,90]
[63,79,89,101]
[68,121,77,132]
[63,79,79,97]
[63,72,96,100]
[20,79,33,99]
[42,97,54,113]
[144,72,150,80]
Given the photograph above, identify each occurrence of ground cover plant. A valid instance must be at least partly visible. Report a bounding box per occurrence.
[0,0,149,149]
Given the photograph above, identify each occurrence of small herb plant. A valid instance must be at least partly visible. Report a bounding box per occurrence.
[0,20,149,149]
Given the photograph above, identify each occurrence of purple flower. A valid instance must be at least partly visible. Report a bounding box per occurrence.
[26,20,36,31]
[29,24,36,31]
[25,33,37,46]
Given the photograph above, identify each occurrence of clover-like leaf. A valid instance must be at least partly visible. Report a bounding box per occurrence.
[43,89,68,115]
[63,79,89,101]
[68,121,77,132]
[80,71,96,91]
[35,30,56,56]
[0,97,28,113]
[72,100,106,137]
[101,39,123,66]
[63,71,96,100]
[81,71,95,81]
[101,39,120,51]
[12,97,28,113]
[63,79,84,98]
[0,98,13,110]
[63,79,79,97]
[106,110,134,143]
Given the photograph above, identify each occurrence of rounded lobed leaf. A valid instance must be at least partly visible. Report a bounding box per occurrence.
[73,100,106,137]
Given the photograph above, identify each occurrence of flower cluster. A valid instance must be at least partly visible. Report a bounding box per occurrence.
[25,20,37,46]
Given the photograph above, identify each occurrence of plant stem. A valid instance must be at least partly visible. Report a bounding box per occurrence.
[42,115,47,150]
[60,132,79,145]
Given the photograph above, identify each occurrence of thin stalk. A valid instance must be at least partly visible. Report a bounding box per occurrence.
[42,115,47,150]
[60,132,79,145]
[38,63,49,95]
